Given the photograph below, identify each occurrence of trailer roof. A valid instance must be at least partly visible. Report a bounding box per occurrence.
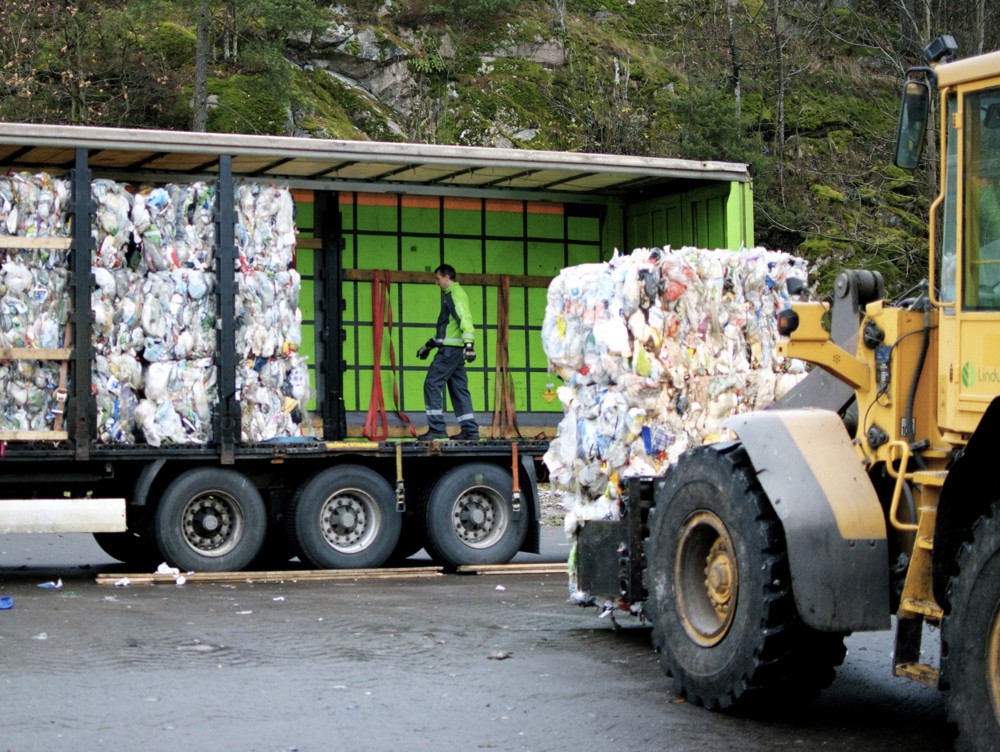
[0,123,749,204]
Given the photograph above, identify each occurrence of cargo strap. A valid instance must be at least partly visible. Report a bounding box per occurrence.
[364,270,416,440]
[491,275,523,439]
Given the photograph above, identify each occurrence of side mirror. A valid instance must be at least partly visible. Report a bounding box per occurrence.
[894,78,930,170]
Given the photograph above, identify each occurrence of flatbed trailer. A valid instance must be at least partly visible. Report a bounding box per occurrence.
[0,123,751,572]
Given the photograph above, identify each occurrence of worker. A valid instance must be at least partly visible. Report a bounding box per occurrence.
[415,264,480,441]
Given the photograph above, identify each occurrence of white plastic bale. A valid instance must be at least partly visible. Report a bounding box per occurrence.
[133,358,217,447]
[233,182,309,442]
[0,173,74,433]
[542,246,810,536]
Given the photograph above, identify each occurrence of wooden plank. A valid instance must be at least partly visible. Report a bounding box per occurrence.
[342,267,553,289]
[457,563,566,575]
[0,347,73,361]
[0,236,72,249]
[95,566,445,586]
[0,429,69,441]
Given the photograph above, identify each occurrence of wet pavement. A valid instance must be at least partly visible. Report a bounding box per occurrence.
[0,533,952,752]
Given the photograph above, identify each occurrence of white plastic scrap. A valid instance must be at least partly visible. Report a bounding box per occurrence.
[234,182,310,442]
[0,172,73,433]
[541,246,809,577]
[2,171,310,445]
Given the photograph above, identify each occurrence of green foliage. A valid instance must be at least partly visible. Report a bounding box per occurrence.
[206,75,289,134]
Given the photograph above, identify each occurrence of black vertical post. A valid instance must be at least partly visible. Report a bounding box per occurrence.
[216,155,238,462]
[316,191,345,440]
[71,148,94,460]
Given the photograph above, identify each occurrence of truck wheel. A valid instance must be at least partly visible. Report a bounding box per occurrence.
[286,466,401,569]
[645,442,844,710]
[941,506,1000,749]
[424,463,527,568]
[154,468,267,572]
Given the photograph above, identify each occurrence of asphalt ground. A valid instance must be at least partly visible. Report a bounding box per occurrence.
[0,531,952,752]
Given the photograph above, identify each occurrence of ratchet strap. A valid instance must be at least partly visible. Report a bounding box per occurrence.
[491,274,523,439]
[364,270,417,440]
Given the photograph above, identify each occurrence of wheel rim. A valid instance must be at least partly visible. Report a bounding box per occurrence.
[989,600,1000,720]
[451,485,508,549]
[180,491,244,558]
[319,489,381,554]
[674,510,738,647]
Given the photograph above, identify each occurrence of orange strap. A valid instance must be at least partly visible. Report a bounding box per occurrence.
[491,275,523,439]
[364,270,417,440]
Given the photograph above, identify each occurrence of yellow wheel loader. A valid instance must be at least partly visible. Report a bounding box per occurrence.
[575,36,1000,749]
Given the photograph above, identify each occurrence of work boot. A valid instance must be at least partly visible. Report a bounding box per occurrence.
[456,429,480,441]
[416,429,449,441]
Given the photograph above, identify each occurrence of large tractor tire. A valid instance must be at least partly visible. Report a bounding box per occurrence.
[941,505,1000,750]
[424,463,527,568]
[153,468,267,572]
[645,442,845,710]
[286,465,401,570]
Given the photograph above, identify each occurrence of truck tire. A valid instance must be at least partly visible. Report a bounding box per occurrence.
[154,468,267,572]
[93,530,161,568]
[941,505,1000,750]
[644,442,845,710]
[286,466,401,569]
[424,463,527,568]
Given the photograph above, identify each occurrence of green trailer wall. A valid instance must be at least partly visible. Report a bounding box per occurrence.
[294,180,753,439]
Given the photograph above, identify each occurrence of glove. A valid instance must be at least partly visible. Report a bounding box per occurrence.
[463,342,476,362]
[417,339,435,360]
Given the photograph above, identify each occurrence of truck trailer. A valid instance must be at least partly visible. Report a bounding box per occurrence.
[0,123,752,573]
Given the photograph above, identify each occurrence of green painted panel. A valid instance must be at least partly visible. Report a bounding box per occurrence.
[406,282,445,324]
[401,206,440,234]
[355,237,397,269]
[444,208,481,235]
[485,239,523,274]
[401,236,440,272]
[527,211,563,239]
[443,238,482,273]
[568,214,600,242]
[356,203,398,232]
[297,248,314,276]
[529,371,565,413]
[527,240,565,276]
[296,201,314,233]
[486,209,523,237]
[568,242,602,266]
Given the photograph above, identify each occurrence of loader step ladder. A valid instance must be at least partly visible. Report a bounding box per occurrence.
[0,236,73,441]
[886,445,946,687]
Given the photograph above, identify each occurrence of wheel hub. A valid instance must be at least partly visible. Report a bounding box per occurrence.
[989,600,1000,719]
[452,490,507,548]
[182,495,238,555]
[321,492,377,553]
[674,511,739,647]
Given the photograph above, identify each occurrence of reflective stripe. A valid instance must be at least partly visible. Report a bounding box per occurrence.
[456,413,475,422]
[426,409,444,416]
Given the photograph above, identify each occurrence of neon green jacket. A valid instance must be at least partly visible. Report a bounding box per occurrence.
[435,281,475,346]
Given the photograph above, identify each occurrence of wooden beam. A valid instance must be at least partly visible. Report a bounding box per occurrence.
[0,347,73,361]
[0,236,72,249]
[95,566,445,585]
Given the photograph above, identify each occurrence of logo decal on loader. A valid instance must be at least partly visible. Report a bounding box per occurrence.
[963,362,976,388]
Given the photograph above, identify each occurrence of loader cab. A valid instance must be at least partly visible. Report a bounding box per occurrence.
[895,39,1000,437]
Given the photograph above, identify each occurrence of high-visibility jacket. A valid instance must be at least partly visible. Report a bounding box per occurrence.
[434,281,475,346]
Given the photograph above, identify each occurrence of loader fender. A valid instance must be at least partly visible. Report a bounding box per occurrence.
[724,409,890,632]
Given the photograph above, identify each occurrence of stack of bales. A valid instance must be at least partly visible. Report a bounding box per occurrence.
[0,173,72,434]
[1,171,310,446]
[541,246,809,594]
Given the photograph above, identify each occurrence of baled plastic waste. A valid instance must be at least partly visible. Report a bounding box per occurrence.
[541,246,809,600]
[0,171,310,445]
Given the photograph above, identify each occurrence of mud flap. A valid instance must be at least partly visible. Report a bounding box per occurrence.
[726,409,890,632]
